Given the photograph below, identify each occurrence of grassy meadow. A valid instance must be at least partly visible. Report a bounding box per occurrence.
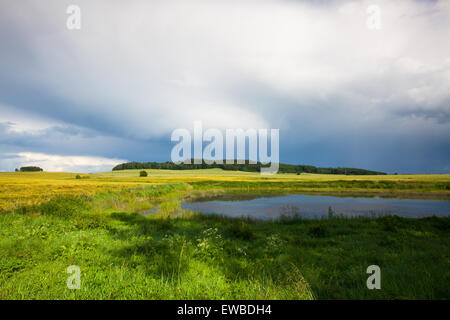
[0,170,449,299]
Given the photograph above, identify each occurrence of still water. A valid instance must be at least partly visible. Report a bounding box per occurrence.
[181,194,450,219]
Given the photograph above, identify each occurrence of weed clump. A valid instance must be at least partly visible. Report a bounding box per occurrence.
[328,206,334,218]
[378,215,401,232]
[39,196,90,218]
[154,217,174,231]
[308,224,328,238]
[227,220,254,240]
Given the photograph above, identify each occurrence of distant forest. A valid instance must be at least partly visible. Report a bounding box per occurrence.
[17,166,43,172]
[113,160,386,175]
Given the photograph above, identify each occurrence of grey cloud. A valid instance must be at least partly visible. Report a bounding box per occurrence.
[0,0,449,173]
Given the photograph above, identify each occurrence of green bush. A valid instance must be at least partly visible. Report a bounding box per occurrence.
[139,170,148,177]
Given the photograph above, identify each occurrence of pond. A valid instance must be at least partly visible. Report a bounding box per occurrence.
[180,194,450,219]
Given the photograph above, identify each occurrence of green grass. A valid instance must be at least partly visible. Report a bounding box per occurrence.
[1,184,448,299]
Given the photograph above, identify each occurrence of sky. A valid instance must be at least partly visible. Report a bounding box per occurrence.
[0,0,449,173]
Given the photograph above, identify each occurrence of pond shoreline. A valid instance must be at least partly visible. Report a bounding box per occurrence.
[185,189,450,201]
[142,190,450,220]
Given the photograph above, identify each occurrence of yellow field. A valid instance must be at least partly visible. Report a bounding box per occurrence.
[0,172,145,211]
[1,169,449,211]
[94,168,450,182]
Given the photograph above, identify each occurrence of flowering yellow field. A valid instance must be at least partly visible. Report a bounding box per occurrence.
[0,172,146,211]
[1,169,449,212]
[94,168,450,182]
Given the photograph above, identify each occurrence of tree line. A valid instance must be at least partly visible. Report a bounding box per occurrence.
[112,160,386,175]
[16,166,44,172]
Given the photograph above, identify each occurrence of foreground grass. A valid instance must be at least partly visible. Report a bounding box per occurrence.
[0,184,448,299]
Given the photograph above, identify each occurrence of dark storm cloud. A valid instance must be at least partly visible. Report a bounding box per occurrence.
[0,0,449,173]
